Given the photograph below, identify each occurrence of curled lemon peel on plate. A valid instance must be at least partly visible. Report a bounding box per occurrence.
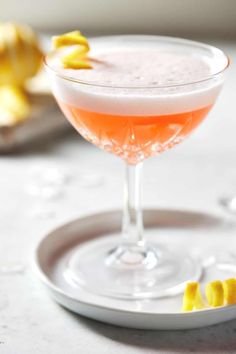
[182,282,205,311]
[205,280,224,307]
[52,31,92,69]
[182,278,236,312]
[223,278,236,305]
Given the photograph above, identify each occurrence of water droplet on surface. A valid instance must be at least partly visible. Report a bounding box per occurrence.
[79,173,105,188]
[28,204,56,219]
[25,164,72,217]
[0,263,25,275]
[26,163,71,200]
[27,184,64,200]
[220,196,236,214]
[134,76,145,81]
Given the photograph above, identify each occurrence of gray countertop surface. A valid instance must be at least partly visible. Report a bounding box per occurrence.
[1,40,236,353]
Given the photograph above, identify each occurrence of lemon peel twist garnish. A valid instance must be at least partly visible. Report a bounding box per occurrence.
[61,47,92,69]
[205,280,224,307]
[182,278,236,312]
[222,278,236,305]
[182,282,205,311]
[52,31,89,50]
[52,31,92,69]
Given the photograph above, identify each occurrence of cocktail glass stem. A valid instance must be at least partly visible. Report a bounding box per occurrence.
[106,161,159,269]
[122,162,144,247]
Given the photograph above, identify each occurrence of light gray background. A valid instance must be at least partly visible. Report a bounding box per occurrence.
[1,0,236,37]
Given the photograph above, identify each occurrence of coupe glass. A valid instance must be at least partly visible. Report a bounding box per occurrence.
[45,36,229,299]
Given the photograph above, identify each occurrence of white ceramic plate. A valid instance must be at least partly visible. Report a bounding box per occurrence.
[34,209,236,330]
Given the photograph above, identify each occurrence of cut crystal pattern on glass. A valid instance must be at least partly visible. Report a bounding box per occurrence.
[76,114,196,164]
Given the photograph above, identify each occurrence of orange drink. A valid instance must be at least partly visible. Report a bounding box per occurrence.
[58,101,212,164]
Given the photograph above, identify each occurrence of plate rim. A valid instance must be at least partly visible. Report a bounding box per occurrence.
[33,209,236,319]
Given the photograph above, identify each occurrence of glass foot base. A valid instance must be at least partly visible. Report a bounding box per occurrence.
[64,236,202,299]
[220,196,236,214]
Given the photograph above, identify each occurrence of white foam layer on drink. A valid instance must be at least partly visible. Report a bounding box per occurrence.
[47,37,227,115]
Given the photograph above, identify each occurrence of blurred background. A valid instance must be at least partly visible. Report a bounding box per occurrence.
[1,0,236,38]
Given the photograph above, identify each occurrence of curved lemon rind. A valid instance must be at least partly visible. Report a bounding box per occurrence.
[223,278,236,305]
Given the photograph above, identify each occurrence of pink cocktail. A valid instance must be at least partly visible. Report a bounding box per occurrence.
[46,36,229,299]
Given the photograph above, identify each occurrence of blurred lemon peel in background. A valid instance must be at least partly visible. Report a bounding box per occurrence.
[182,278,236,312]
[0,85,30,126]
[52,30,92,69]
[0,22,43,126]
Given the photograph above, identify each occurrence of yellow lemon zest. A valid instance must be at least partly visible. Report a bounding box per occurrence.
[182,278,236,312]
[182,282,205,311]
[52,31,92,70]
[205,280,224,307]
[52,31,89,50]
[222,278,236,305]
[0,85,30,126]
[62,58,92,70]
[61,47,92,69]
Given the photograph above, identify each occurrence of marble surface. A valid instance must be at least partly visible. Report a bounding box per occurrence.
[0,40,236,353]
